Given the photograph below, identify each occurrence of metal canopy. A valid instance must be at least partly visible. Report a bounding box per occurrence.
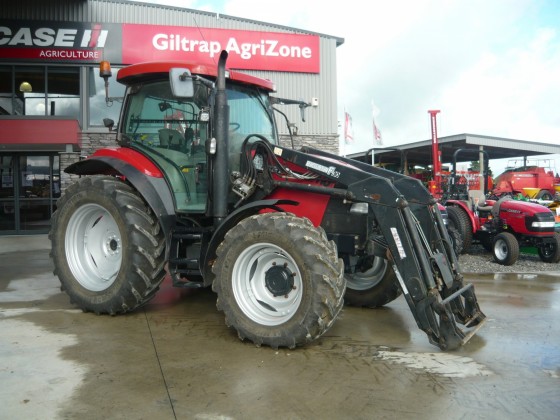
[348,133,560,169]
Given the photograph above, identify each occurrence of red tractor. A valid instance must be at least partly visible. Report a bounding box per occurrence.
[443,150,560,265]
[49,51,485,351]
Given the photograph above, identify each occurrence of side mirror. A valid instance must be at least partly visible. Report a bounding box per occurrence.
[170,68,194,98]
[103,118,115,131]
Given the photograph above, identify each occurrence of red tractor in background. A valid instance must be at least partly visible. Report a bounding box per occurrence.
[425,111,559,266]
[441,149,560,265]
[49,51,486,351]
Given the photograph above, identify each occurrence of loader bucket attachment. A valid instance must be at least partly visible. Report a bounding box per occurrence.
[413,280,486,350]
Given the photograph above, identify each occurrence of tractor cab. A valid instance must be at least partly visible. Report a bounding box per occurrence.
[108,61,279,213]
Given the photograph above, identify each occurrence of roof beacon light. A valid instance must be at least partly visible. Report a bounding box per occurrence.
[99,61,112,79]
[99,61,113,104]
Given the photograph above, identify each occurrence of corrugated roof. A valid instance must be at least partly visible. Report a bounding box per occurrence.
[349,133,560,167]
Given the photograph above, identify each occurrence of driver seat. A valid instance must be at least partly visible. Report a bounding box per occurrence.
[159,129,186,152]
[468,189,493,212]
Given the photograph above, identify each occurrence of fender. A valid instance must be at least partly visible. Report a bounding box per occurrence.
[201,199,298,284]
[66,147,164,178]
[66,153,176,250]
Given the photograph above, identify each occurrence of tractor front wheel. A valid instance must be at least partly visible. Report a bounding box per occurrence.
[212,212,345,349]
[49,176,166,314]
[538,232,560,263]
[492,232,519,266]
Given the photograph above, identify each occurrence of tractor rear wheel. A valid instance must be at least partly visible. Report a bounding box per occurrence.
[446,206,473,253]
[344,256,401,308]
[49,176,166,314]
[212,212,345,349]
[492,232,519,265]
[537,232,560,263]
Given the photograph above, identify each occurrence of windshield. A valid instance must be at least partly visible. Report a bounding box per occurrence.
[227,83,276,144]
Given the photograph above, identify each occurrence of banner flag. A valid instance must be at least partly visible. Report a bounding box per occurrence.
[344,111,354,144]
[372,101,383,146]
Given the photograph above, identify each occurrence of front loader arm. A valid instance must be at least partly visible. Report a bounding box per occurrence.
[268,145,486,350]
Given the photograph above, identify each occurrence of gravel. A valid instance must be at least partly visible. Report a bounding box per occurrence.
[457,244,560,273]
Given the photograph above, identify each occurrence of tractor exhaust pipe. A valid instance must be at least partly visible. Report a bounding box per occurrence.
[213,50,230,226]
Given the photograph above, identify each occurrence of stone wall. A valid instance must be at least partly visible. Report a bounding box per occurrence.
[79,131,118,157]
[59,131,118,191]
[279,134,339,154]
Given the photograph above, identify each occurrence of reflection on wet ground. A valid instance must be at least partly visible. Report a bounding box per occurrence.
[1,246,559,420]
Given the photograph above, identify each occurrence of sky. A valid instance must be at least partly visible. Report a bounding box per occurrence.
[130,0,560,175]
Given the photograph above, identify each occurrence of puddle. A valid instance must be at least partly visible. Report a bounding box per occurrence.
[0,318,86,418]
[0,274,61,303]
[375,351,494,378]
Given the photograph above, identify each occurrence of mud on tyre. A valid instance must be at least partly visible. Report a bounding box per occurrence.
[211,212,345,349]
[49,176,166,314]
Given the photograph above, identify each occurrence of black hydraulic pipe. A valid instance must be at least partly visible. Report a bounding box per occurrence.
[213,50,229,226]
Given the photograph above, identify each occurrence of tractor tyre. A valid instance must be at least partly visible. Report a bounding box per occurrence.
[344,256,401,308]
[211,212,345,349]
[49,176,166,314]
[492,232,519,266]
[446,206,473,253]
[537,232,560,263]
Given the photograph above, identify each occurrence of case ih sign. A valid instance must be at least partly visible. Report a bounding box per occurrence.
[0,20,320,73]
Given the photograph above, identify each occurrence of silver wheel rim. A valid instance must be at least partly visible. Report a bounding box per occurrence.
[494,238,508,260]
[232,243,302,326]
[65,203,122,291]
[345,255,387,290]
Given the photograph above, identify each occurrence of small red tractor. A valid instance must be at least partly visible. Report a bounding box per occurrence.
[49,51,486,350]
[442,150,560,265]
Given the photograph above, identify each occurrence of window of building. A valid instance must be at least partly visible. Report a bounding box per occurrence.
[0,65,80,118]
[48,67,80,118]
[16,66,45,116]
[0,66,13,115]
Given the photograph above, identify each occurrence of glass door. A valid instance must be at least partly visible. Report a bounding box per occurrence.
[0,155,15,231]
[0,153,60,234]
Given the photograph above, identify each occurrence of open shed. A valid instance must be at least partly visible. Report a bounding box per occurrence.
[347,133,560,174]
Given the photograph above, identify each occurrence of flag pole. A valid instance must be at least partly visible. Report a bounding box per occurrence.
[342,108,346,157]
[371,100,375,166]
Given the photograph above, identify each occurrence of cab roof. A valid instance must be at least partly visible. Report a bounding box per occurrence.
[117,61,276,92]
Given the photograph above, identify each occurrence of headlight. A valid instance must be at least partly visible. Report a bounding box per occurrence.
[531,221,555,228]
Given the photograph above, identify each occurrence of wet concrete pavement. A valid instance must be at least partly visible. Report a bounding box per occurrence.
[1,235,559,419]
